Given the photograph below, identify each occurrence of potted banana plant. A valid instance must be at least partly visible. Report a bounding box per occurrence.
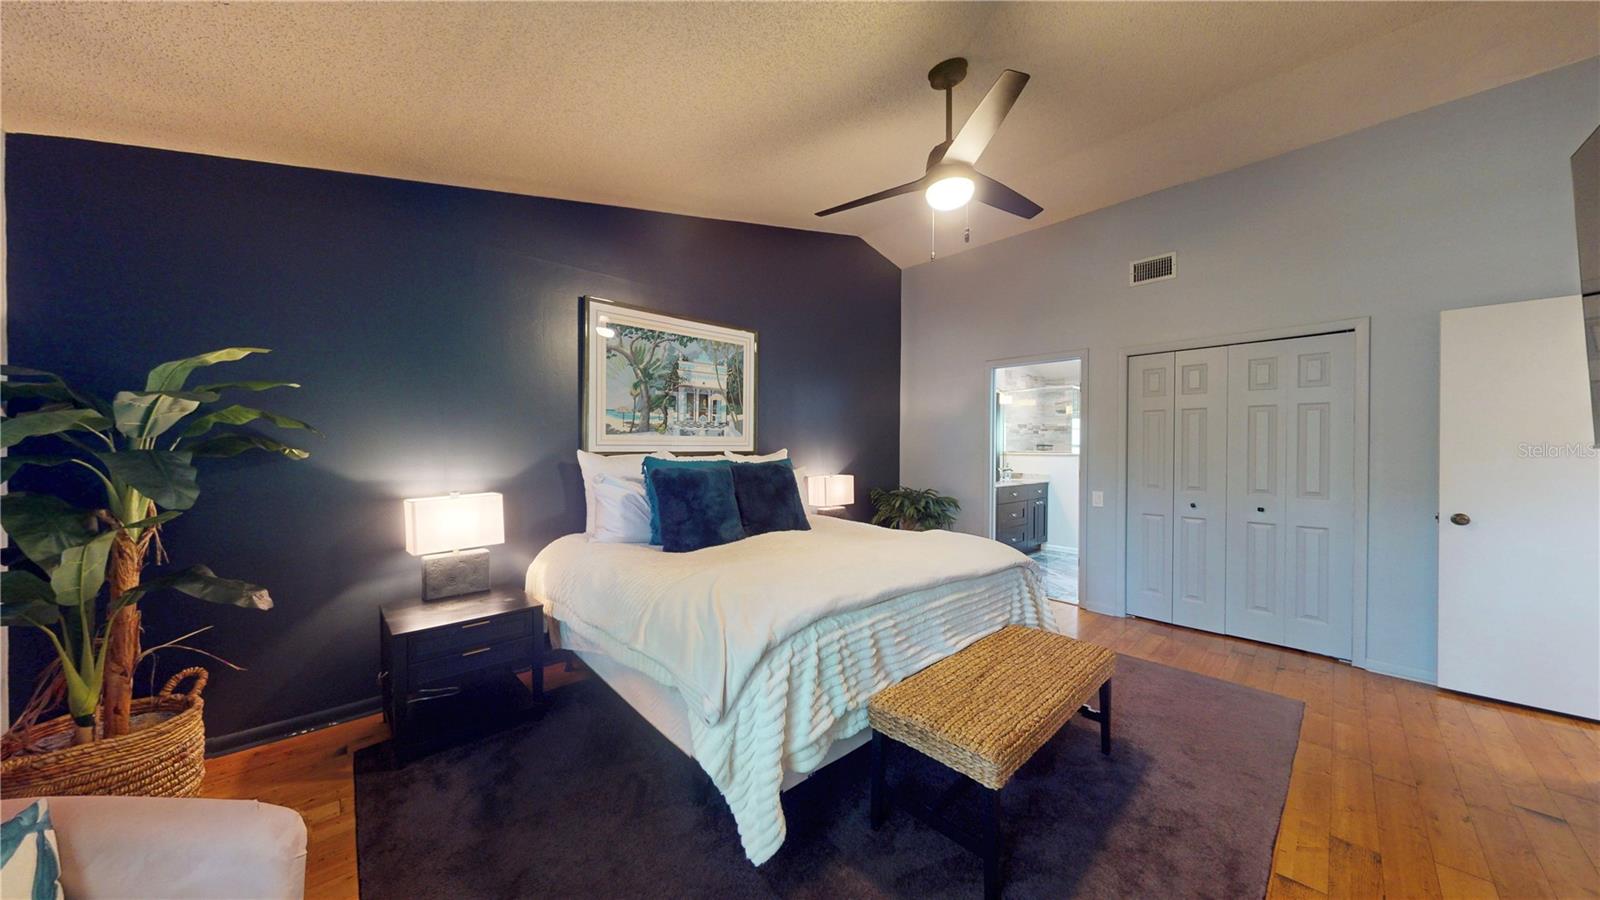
[0,348,311,795]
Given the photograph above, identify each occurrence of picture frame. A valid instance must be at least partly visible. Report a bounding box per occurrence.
[582,296,757,452]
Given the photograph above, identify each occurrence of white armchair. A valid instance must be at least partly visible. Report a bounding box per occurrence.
[0,796,306,899]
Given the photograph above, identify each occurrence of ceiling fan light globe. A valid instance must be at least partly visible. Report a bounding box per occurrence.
[925,175,974,211]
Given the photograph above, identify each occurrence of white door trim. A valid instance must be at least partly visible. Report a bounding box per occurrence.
[1112,317,1370,668]
[987,348,1090,607]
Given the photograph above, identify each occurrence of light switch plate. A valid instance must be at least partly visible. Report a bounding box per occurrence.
[1091,491,1104,507]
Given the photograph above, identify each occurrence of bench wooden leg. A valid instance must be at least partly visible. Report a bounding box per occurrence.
[983,786,1003,900]
[1079,678,1113,756]
[870,730,889,829]
[1099,679,1112,756]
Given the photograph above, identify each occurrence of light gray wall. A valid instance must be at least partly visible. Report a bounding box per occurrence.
[901,59,1599,683]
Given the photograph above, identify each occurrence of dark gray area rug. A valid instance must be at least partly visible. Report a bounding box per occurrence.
[355,655,1302,899]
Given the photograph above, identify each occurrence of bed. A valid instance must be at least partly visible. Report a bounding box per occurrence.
[524,514,1055,865]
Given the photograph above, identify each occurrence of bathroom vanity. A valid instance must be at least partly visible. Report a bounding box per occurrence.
[995,478,1048,554]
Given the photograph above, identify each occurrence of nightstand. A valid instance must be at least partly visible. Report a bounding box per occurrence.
[379,587,543,758]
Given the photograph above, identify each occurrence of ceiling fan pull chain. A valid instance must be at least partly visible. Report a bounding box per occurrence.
[930,208,937,260]
[964,202,971,244]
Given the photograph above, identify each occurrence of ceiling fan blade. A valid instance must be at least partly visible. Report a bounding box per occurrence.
[941,69,1030,166]
[974,173,1042,219]
[814,178,925,217]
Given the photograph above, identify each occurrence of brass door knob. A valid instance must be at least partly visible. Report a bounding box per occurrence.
[1449,513,1471,526]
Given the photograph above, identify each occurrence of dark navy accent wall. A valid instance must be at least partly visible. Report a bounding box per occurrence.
[4,134,901,744]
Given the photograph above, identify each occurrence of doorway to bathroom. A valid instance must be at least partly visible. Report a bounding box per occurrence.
[988,353,1086,606]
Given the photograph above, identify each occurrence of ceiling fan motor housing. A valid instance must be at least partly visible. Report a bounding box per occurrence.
[925,161,975,182]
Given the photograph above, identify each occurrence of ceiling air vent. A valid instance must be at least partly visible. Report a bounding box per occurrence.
[1130,252,1177,286]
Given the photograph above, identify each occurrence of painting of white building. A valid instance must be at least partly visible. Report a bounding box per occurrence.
[671,358,731,433]
[584,297,756,452]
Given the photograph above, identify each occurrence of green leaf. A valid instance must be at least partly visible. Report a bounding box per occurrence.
[0,597,61,628]
[181,404,318,440]
[869,486,960,530]
[95,450,200,510]
[1,381,76,404]
[124,510,182,530]
[145,348,270,393]
[1,366,109,414]
[1,407,111,448]
[122,564,272,611]
[0,493,96,566]
[189,380,300,394]
[1,570,56,607]
[187,433,309,460]
[111,391,207,441]
[49,530,116,607]
[1,454,75,481]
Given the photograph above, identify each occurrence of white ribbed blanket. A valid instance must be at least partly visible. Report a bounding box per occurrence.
[525,517,1055,863]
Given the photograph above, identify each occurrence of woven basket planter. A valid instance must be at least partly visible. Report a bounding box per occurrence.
[1,668,208,799]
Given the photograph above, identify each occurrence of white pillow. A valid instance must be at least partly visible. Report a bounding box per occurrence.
[723,449,788,463]
[591,474,653,543]
[788,464,814,512]
[577,450,674,535]
[723,449,812,511]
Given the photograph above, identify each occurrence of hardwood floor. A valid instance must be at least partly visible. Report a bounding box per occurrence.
[202,608,1599,899]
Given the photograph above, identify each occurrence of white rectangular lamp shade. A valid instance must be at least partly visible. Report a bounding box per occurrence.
[805,474,854,509]
[404,492,505,556]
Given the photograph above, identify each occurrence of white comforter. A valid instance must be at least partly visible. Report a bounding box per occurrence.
[525,516,1055,863]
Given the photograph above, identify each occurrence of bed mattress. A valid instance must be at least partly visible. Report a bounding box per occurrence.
[565,632,869,791]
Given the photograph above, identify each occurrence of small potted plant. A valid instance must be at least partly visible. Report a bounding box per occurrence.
[869,486,962,531]
[1,347,312,797]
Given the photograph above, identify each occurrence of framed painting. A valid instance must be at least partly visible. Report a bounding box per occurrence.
[582,297,757,452]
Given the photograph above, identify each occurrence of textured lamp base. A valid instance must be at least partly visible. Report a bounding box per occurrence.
[422,549,491,601]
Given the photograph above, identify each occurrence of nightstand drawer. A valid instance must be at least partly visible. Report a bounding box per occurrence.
[412,636,537,687]
[409,612,534,662]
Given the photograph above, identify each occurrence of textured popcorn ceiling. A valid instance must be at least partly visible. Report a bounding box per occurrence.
[2,2,1595,268]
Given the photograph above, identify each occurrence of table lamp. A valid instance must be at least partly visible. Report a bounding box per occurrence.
[805,474,855,512]
[403,491,504,601]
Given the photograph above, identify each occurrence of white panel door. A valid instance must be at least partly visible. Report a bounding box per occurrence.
[1225,333,1355,657]
[1282,333,1355,658]
[1126,353,1175,621]
[1225,342,1290,645]
[1439,296,1600,719]
[1171,347,1228,634]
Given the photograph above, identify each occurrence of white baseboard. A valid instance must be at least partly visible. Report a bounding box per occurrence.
[1358,657,1437,685]
[1079,599,1121,617]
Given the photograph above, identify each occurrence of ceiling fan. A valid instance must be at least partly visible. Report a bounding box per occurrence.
[815,57,1041,220]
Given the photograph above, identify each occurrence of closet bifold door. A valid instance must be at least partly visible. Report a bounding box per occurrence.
[1170,347,1228,634]
[1225,341,1291,646]
[1224,333,1356,658]
[1281,332,1355,658]
[1126,353,1175,621]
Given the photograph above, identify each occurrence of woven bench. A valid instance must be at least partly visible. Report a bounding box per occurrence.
[867,625,1117,899]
